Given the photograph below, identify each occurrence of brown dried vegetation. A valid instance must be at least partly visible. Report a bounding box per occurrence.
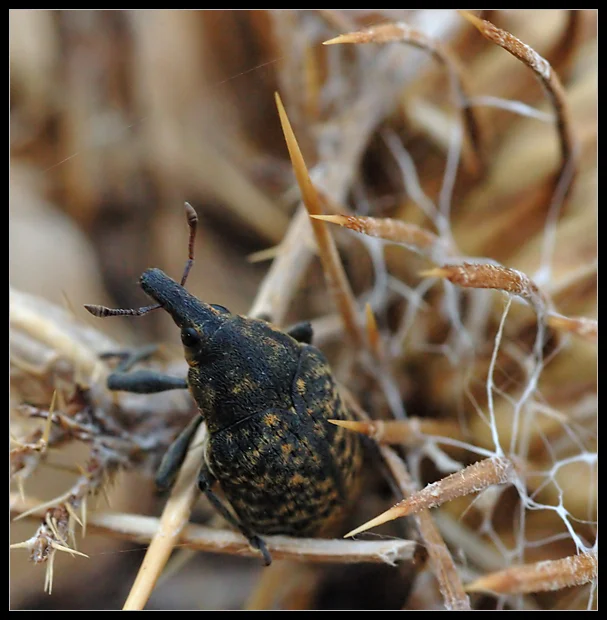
[10,10,596,611]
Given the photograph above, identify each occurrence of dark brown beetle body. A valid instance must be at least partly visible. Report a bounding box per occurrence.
[195,316,361,537]
[86,223,363,564]
[141,268,363,540]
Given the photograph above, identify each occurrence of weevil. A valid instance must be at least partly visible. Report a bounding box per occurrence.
[85,203,363,565]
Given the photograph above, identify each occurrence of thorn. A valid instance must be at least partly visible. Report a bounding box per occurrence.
[50,542,89,558]
[247,245,282,263]
[50,516,69,547]
[12,492,72,521]
[419,267,449,279]
[81,497,87,538]
[328,419,370,434]
[41,391,57,445]
[322,33,360,46]
[344,504,405,538]
[457,10,484,30]
[10,540,35,550]
[308,214,348,225]
[45,513,61,542]
[65,502,83,528]
[44,551,55,594]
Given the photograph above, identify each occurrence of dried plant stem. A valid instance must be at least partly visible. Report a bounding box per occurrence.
[432,512,506,574]
[346,457,515,537]
[122,423,207,610]
[381,447,471,611]
[459,12,580,286]
[546,313,597,343]
[10,494,415,566]
[10,288,109,382]
[244,561,318,610]
[465,550,598,595]
[459,10,576,176]
[248,206,313,323]
[275,92,365,349]
[324,21,485,174]
[339,390,469,609]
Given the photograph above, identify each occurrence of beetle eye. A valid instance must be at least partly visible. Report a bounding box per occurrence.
[181,327,200,348]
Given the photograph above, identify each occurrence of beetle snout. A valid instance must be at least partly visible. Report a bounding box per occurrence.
[140,268,220,329]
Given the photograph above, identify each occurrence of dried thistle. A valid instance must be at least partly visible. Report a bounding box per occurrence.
[10,8,596,612]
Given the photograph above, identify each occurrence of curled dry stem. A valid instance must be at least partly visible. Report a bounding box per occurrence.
[324,21,486,175]
[459,10,577,180]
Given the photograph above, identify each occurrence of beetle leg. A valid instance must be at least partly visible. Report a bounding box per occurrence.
[286,321,314,344]
[198,466,272,566]
[107,371,187,393]
[155,415,205,492]
[100,344,159,371]
[101,345,188,394]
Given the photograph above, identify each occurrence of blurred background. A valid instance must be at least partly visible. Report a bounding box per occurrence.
[10,10,596,610]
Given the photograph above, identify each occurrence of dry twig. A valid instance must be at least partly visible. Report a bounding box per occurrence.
[122,423,207,610]
[380,447,471,611]
[11,494,415,566]
[459,11,576,175]
[342,392,471,610]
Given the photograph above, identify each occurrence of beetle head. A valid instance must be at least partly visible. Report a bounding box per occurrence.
[140,267,228,365]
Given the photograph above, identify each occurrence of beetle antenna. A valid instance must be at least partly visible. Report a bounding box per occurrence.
[84,203,198,319]
[180,202,198,286]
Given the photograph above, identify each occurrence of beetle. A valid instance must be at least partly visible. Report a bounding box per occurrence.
[85,203,363,565]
